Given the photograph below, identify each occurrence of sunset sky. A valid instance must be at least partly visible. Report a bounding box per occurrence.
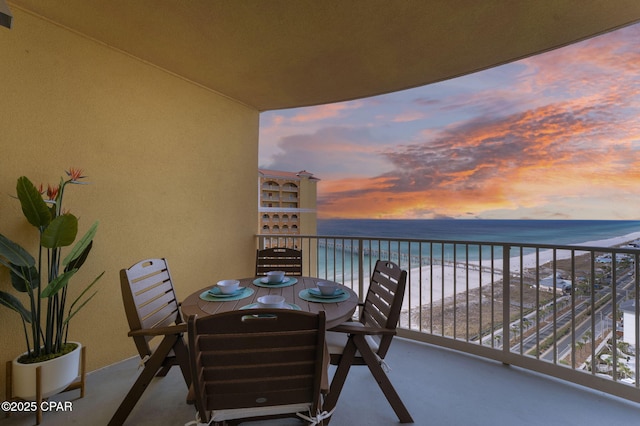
[259,23,640,220]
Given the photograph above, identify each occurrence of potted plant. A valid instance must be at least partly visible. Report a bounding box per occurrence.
[0,168,103,399]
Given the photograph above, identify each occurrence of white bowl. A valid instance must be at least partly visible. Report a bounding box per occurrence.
[317,281,339,296]
[266,271,286,283]
[257,295,285,308]
[217,279,240,294]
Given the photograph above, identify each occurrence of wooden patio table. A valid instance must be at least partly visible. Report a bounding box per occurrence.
[181,276,358,329]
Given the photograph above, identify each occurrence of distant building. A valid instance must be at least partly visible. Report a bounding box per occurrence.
[620,300,636,346]
[539,272,572,294]
[258,169,319,242]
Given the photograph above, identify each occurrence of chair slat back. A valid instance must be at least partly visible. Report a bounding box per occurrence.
[188,310,325,422]
[360,260,407,358]
[120,258,182,358]
[255,247,303,276]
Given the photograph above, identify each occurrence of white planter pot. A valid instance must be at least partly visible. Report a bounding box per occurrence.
[11,342,82,400]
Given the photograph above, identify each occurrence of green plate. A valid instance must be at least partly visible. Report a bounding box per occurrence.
[206,286,246,298]
[252,277,298,288]
[199,287,254,302]
[298,289,351,303]
[307,287,346,298]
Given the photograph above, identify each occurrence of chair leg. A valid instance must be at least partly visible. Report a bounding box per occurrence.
[155,361,173,377]
[353,335,413,423]
[108,335,179,426]
[323,338,359,424]
[172,337,192,388]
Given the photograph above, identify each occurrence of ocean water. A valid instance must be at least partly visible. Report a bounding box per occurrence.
[318,219,640,246]
[315,219,640,278]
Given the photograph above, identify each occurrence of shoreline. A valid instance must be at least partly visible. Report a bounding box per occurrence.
[400,231,640,311]
[518,230,640,269]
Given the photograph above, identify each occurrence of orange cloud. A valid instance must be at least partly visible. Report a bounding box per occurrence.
[317,96,640,219]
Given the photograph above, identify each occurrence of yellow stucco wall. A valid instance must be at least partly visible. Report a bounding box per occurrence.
[0,10,258,399]
[298,176,318,235]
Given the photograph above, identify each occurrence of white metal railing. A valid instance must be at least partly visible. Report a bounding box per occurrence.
[257,234,640,403]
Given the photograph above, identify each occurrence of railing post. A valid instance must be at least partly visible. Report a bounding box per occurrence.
[358,238,365,302]
[503,244,511,362]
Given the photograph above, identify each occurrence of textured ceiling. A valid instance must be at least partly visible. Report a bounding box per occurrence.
[9,0,640,111]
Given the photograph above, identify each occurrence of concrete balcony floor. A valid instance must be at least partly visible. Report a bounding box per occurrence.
[5,337,640,426]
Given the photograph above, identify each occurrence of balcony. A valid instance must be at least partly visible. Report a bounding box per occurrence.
[4,4,640,425]
[261,184,280,191]
[6,234,639,425]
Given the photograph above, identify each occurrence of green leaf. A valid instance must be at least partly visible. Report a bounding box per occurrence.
[65,241,92,272]
[16,176,51,229]
[41,214,78,248]
[63,221,98,267]
[40,269,77,298]
[64,291,98,326]
[64,271,104,325]
[10,264,39,292]
[0,291,32,323]
[0,234,35,267]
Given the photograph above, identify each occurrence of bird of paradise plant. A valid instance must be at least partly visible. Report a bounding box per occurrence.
[0,168,103,362]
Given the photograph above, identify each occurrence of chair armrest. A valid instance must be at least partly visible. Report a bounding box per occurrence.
[128,323,188,337]
[329,323,396,336]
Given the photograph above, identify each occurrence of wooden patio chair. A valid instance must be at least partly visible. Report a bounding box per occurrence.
[109,258,191,426]
[187,309,331,425]
[255,247,303,276]
[323,260,413,423]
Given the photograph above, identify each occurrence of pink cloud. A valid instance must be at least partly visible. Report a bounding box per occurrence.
[290,101,361,123]
[391,111,425,122]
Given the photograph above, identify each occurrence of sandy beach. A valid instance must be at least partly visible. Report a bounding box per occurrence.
[402,264,499,311]
[342,231,640,316]
[396,231,640,312]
